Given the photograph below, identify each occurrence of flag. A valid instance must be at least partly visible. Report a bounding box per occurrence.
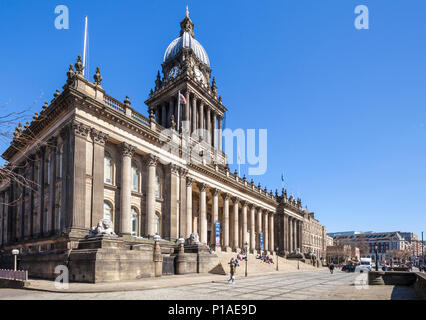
[179,92,187,104]
[281,173,284,182]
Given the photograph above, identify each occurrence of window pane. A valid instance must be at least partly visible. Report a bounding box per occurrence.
[131,164,138,191]
[104,152,112,183]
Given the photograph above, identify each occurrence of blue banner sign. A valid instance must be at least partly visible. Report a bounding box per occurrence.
[215,221,221,246]
[260,232,264,251]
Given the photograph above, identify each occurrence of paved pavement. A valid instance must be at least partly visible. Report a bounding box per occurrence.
[0,271,418,300]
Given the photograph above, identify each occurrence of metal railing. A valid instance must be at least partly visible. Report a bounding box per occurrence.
[104,94,125,113]
[131,110,150,126]
[0,269,28,281]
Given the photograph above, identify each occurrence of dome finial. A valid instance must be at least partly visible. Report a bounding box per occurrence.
[180,6,194,37]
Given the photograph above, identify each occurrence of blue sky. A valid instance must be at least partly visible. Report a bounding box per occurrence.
[0,0,425,237]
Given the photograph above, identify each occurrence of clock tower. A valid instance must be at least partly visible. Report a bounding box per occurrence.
[145,9,226,161]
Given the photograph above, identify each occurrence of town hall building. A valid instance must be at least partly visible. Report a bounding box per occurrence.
[0,11,329,281]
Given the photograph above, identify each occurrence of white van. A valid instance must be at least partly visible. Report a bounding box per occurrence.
[356,258,372,273]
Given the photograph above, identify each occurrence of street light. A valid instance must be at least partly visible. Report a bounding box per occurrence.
[374,243,379,271]
[276,247,279,271]
[244,241,248,277]
[12,249,19,271]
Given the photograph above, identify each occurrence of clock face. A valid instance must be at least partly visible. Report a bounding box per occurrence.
[194,68,204,83]
[168,66,179,79]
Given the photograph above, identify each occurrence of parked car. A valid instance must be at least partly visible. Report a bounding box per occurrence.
[342,265,356,272]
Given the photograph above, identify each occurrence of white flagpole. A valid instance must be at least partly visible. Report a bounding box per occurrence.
[177,90,181,132]
[83,16,88,78]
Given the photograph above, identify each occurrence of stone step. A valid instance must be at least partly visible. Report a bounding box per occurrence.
[215,251,319,276]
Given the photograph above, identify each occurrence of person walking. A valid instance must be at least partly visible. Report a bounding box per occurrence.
[329,262,335,274]
[228,258,237,284]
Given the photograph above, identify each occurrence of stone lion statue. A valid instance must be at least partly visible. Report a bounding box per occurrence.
[89,219,117,237]
[185,233,200,245]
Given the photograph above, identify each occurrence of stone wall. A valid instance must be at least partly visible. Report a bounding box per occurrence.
[369,271,426,300]
[414,272,426,300]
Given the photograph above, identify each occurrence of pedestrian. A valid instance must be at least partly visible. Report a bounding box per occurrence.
[228,258,236,284]
[329,262,335,274]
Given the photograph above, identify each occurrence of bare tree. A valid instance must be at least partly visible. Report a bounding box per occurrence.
[0,94,53,204]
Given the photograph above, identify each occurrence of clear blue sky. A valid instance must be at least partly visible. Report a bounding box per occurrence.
[0,0,425,238]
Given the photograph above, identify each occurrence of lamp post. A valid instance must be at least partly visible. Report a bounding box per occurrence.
[244,241,248,277]
[12,249,19,271]
[374,243,379,271]
[276,247,279,271]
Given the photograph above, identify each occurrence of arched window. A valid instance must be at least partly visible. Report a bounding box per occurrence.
[131,162,138,192]
[155,170,162,198]
[154,212,161,235]
[104,201,113,222]
[104,151,113,184]
[131,207,138,236]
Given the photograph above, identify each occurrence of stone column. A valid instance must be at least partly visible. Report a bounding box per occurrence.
[270,213,274,253]
[212,113,217,148]
[298,221,303,252]
[288,217,293,252]
[199,100,204,140]
[48,137,58,236]
[191,95,197,134]
[250,205,256,253]
[69,121,90,235]
[185,90,190,129]
[166,164,179,240]
[222,193,230,250]
[168,98,175,128]
[161,102,167,127]
[218,117,223,152]
[90,129,108,226]
[264,209,269,253]
[242,201,248,252]
[292,219,297,251]
[198,183,208,244]
[206,107,211,144]
[155,105,160,123]
[185,177,193,237]
[232,197,239,251]
[145,154,158,237]
[179,168,188,238]
[257,207,262,251]
[211,188,219,247]
[120,142,135,236]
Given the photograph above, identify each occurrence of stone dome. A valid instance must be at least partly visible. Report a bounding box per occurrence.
[163,31,210,67]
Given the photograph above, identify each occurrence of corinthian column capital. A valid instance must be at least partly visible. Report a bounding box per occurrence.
[222,192,230,201]
[198,182,209,192]
[186,176,193,187]
[121,142,136,158]
[211,188,220,197]
[91,129,109,146]
[71,120,90,139]
[144,154,158,167]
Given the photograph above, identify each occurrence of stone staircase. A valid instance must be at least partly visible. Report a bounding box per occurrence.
[215,251,319,276]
